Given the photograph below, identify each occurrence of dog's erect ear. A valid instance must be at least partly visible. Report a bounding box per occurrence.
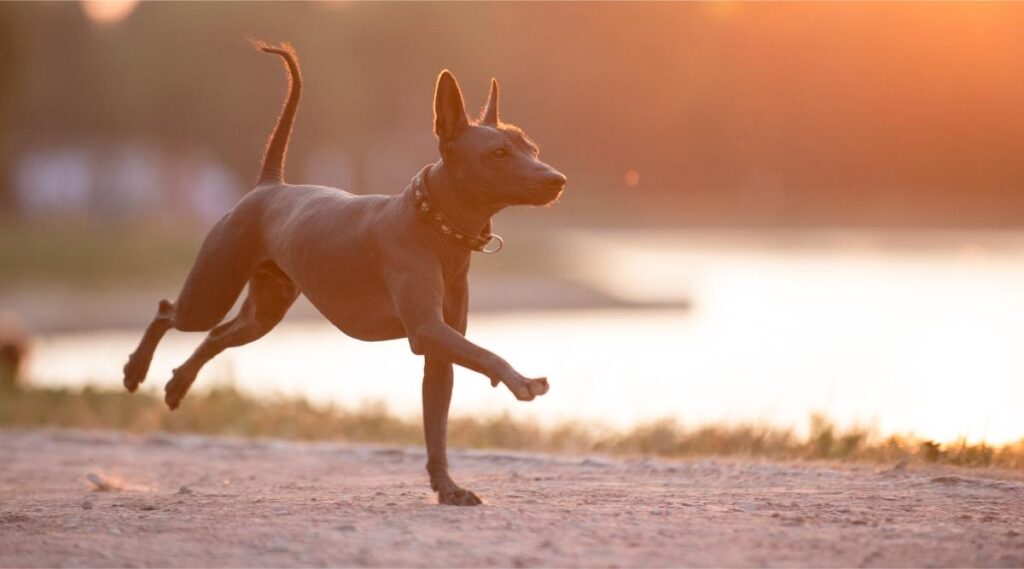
[480,78,499,126]
[434,70,469,140]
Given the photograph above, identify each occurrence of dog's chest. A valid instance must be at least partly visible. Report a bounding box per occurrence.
[306,287,405,342]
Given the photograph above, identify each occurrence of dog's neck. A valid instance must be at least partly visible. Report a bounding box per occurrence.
[424,161,504,239]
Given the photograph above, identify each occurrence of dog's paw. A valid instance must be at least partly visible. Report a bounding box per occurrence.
[122,354,148,393]
[163,369,193,411]
[502,376,549,401]
[526,377,549,397]
[437,485,483,506]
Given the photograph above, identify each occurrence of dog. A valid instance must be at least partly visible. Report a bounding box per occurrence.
[122,44,566,506]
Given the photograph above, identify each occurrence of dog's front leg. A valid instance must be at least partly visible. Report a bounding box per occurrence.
[386,267,549,401]
[423,357,481,506]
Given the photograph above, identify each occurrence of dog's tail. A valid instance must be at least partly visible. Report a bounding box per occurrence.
[254,41,302,186]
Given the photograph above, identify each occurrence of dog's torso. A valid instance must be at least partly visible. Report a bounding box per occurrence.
[201,182,469,342]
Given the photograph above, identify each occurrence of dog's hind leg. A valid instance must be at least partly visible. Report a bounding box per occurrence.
[171,213,264,333]
[123,299,175,392]
[122,214,260,392]
[164,262,298,410]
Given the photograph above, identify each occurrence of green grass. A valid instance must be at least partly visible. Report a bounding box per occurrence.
[0,217,552,289]
[2,382,1022,469]
[0,217,203,289]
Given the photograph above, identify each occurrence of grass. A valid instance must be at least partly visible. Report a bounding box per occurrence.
[0,217,552,290]
[2,381,1023,469]
[0,217,203,289]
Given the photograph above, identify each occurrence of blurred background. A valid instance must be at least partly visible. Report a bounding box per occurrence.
[2,1,1023,453]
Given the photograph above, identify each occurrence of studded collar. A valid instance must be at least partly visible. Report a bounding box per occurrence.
[410,165,504,254]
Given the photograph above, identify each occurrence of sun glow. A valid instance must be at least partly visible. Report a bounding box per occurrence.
[79,0,138,26]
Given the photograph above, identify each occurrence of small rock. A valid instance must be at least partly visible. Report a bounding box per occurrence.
[109,527,122,536]
[86,473,120,492]
[336,524,356,532]
[734,501,758,513]
[1007,529,1020,537]
[177,486,193,495]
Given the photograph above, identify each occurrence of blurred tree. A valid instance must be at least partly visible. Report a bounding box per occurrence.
[0,3,21,211]
[3,2,1024,226]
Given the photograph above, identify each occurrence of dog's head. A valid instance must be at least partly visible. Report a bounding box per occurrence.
[433,70,566,208]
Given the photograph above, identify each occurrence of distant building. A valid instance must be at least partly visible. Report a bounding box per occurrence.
[14,143,242,223]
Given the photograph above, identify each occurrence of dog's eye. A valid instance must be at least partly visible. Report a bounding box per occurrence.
[491,148,508,159]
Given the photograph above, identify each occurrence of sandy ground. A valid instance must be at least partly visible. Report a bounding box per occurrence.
[1,430,1023,568]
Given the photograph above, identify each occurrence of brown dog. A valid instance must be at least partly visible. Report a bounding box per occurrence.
[122,44,566,506]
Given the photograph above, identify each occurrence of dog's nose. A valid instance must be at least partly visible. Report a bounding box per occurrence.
[544,173,567,191]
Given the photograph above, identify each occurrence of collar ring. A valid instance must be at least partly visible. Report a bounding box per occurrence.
[480,234,504,254]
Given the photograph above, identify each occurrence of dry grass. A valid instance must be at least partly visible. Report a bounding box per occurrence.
[2,382,1022,469]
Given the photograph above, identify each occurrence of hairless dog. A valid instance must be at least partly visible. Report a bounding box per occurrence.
[121,43,566,506]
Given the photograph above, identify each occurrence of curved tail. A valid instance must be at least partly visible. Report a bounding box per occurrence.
[255,42,302,185]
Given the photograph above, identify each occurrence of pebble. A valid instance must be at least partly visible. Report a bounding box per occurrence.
[81,501,93,510]
[86,473,118,492]
[178,486,193,495]
[734,501,758,513]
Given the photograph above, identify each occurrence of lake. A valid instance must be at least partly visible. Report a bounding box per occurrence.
[26,229,1024,445]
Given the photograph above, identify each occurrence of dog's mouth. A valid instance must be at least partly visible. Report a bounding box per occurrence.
[524,186,564,207]
[545,187,565,205]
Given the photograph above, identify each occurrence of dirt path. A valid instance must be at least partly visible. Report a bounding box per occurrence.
[1,430,1022,568]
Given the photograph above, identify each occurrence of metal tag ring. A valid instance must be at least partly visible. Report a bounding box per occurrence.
[480,234,504,254]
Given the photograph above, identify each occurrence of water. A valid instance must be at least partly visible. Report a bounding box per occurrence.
[27,230,1024,445]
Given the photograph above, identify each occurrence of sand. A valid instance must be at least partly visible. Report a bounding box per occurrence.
[1,429,1022,568]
